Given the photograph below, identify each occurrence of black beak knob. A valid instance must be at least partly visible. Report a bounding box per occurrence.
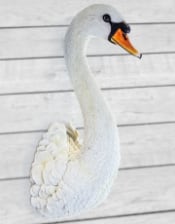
[121,23,131,34]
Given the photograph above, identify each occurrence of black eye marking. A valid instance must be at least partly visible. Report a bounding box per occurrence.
[103,14,111,23]
[102,14,131,42]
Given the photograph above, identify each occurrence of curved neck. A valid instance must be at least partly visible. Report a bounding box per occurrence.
[65,26,114,122]
[64,24,117,162]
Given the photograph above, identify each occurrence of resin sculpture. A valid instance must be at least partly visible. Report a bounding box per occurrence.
[30,4,141,218]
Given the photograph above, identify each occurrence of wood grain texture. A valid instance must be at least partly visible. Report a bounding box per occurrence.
[0,0,174,27]
[0,86,175,133]
[0,24,174,59]
[55,212,175,224]
[1,123,175,179]
[0,54,175,94]
[0,1,174,223]
[0,166,175,224]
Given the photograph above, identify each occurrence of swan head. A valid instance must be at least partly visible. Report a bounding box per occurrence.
[71,4,142,58]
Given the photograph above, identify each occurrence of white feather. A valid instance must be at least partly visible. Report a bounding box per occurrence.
[30,4,121,218]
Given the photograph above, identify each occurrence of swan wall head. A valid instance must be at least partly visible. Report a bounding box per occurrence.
[69,4,142,58]
[30,4,142,218]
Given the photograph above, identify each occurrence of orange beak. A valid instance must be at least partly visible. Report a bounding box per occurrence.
[111,28,142,59]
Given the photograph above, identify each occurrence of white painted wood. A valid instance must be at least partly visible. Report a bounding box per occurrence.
[1,123,175,179]
[120,123,175,168]
[0,54,174,94]
[0,1,174,223]
[0,24,173,59]
[56,212,175,224]
[0,0,174,27]
[0,87,175,133]
[0,166,175,223]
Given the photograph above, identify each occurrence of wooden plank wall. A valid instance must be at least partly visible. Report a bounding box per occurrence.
[0,0,175,223]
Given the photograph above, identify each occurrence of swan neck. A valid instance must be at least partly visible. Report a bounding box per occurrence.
[64,25,119,168]
[64,27,113,122]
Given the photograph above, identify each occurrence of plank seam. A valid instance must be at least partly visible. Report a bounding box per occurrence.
[1,121,175,136]
[119,163,175,171]
[1,84,175,97]
[1,164,175,182]
[0,21,174,30]
[0,51,174,61]
[42,209,175,224]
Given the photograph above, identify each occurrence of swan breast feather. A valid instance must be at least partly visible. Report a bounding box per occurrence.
[30,122,82,216]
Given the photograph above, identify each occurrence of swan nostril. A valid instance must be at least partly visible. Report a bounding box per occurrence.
[122,33,127,40]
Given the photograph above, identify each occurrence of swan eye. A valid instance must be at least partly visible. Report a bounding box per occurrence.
[103,14,111,23]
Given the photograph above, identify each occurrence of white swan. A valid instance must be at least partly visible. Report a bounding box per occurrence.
[30,4,141,218]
